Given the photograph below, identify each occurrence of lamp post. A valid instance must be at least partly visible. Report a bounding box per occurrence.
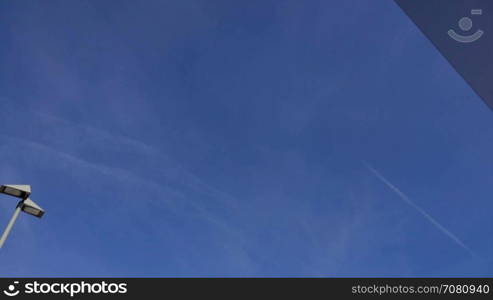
[0,185,45,249]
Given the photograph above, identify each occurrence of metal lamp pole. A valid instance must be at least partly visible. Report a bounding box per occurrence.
[0,201,23,249]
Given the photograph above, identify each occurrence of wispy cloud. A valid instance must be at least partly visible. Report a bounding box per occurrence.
[363,161,476,257]
[0,132,244,237]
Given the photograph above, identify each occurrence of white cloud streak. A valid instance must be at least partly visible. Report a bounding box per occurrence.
[363,161,475,257]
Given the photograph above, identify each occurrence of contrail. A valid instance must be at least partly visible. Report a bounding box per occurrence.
[363,162,475,257]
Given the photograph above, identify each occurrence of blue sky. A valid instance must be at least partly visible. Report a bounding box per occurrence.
[0,0,492,277]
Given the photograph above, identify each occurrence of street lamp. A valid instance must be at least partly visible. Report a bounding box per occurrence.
[0,185,45,249]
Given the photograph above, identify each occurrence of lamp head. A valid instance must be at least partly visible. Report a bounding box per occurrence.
[0,185,31,199]
[20,198,45,218]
